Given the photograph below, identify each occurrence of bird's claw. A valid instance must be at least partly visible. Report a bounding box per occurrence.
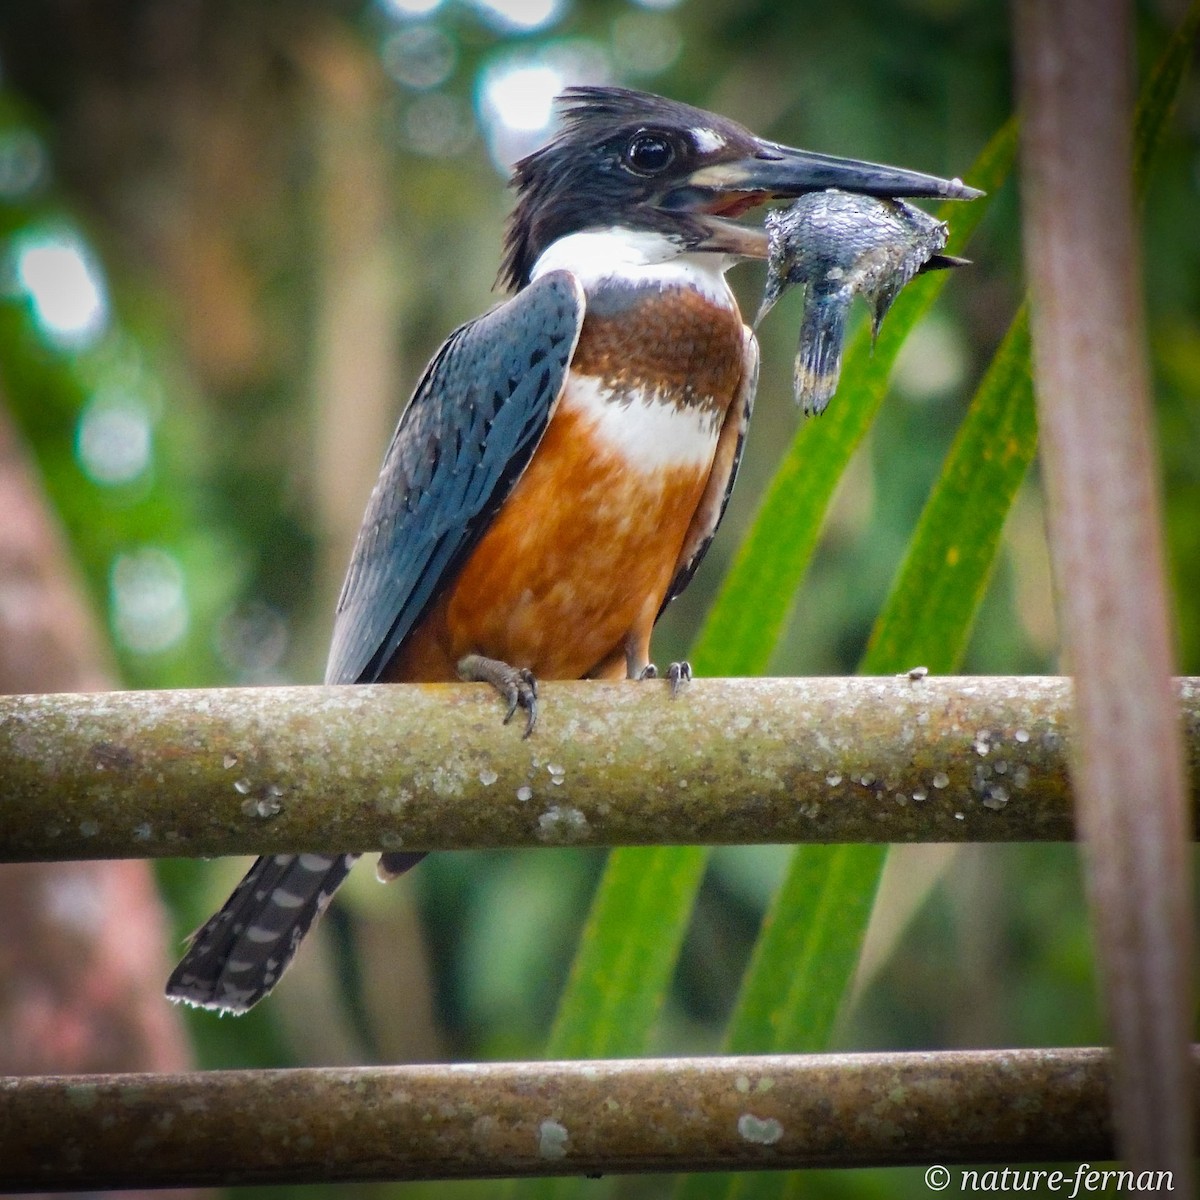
[458,655,539,738]
[666,660,692,698]
[637,660,692,698]
[502,668,539,738]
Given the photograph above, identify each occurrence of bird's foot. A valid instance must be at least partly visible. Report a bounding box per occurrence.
[666,660,692,697]
[458,654,539,738]
[637,660,692,698]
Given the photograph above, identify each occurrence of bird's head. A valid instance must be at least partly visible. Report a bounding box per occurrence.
[500,86,979,292]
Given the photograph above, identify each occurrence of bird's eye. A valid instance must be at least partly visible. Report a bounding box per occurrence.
[624,132,675,175]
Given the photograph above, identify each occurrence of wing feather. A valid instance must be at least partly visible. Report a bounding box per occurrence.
[326,271,585,684]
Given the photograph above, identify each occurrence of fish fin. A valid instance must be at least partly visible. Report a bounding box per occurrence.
[917,253,971,274]
[869,283,901,344]
[871,251,967,340]
[754,278,787,329]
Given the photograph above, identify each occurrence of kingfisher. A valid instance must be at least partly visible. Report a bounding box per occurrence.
[167,86,977,1013]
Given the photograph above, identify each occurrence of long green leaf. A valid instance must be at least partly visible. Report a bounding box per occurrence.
[512,847,708,1200]
[1133,1,1200,191]
[544,846,708,1059]
[672,847,888,1200]
[726,844,886,1055]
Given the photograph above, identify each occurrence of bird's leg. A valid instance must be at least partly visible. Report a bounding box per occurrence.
[457,653,539,737]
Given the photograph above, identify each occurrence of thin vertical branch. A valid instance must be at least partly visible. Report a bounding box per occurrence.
[1013,0,1193,1184]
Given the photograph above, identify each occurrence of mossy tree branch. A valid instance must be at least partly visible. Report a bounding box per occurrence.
[2,677,1199,862]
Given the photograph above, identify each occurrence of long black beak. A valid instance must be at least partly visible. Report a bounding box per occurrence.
[678,137,980,259]
[687,138,982,203]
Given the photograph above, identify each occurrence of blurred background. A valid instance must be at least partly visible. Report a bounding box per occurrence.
[0,0,1196,1195]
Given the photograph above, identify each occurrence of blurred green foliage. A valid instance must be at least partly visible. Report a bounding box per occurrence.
[0,1,1197,1197]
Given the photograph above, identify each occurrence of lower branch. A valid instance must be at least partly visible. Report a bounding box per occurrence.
[3,1046,1182,1190]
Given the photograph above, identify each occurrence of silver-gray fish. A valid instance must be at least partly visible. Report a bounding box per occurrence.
[756,190,963,415]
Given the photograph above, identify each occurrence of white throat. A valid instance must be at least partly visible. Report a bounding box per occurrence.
[529,227,736,308]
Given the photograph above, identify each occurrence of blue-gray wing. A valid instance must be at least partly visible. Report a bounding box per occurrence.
[659,326,758,616]
[325,271,585,685]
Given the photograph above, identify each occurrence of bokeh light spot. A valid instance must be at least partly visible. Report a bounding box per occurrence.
[381,25,457,90]
[0,127,48,198]
[893,313,968,401]
[394,91,476,157]
[378,0,444,18]
[76,389,153,486]
[483,63,562,132]
[611,10,682,77]
[10,231,109,350]
[478,43,609,171]
[468,0,566,33]
[110,548,189,655]
[215,600,289,682]
[478,61,564,171]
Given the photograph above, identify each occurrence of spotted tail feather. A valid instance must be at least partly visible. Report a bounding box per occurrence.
[165,852,359,1014]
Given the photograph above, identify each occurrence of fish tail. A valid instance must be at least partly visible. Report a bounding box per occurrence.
[795,291,850,415]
